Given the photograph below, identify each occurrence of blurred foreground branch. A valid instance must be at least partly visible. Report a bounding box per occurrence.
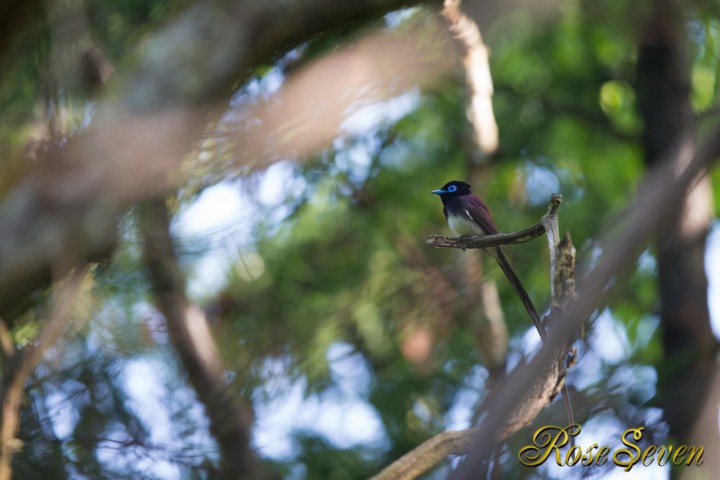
[0,0,439,320]
[374,195,574,480]
[139,201,268,480]
[442,0,498,161]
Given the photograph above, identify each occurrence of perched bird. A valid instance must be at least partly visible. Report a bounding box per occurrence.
[431,180,544,337]
[432,180,574,431]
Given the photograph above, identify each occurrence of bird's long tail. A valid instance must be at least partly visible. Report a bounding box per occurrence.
[493,247,544,339]
[492,247,575,442]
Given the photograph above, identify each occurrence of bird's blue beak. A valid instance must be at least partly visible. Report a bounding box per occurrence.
[431,189,446,195]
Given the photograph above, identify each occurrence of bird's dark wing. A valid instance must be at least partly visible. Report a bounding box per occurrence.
[462,195,500,235]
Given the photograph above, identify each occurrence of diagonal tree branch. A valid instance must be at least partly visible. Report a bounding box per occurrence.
[139,200,270,480]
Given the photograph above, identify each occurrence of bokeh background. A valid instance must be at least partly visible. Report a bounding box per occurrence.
[1,0,719,479]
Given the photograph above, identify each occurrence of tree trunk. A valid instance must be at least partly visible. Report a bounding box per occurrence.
[635,0,719,452]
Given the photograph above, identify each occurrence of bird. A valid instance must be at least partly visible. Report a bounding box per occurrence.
[431,180,545,337]
[432,180,575,433]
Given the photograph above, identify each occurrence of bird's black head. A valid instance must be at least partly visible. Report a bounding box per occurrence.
[431,180,472,204]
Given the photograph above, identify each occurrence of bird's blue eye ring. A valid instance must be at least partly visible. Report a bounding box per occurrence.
[447,184,457,192]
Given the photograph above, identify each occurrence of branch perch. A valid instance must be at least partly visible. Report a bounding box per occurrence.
[425,194,562,249]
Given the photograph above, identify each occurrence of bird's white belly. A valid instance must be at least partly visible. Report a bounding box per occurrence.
[448,214,484,237]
